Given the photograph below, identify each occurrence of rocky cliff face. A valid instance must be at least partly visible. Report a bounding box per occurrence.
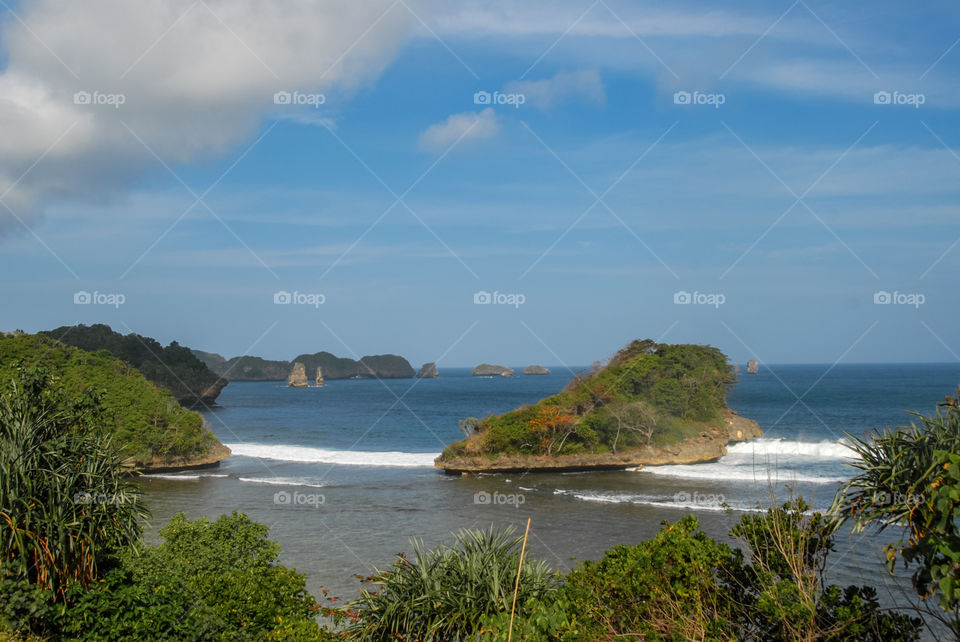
[288,362,308,387]
[436,409,762,473]
[417,362,439,378]
[472,364,515,377]
[315,366,324,386]
[522,365,551,375]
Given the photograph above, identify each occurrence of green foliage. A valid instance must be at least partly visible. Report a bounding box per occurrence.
[0,367,146,599]
[724,499,920,641]
[0,333,222,465]
[342,526,558,641]
[495,503,921,642]
[40,324,225,405]
[2,513,333,641]
[442,340,734,460]
[835,388,960,631]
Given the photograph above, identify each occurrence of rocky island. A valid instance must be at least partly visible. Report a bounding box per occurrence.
[417,362,439,378]
[437,339,762,474]
[288,362,309,387]
[472,364,515,377]
[522,365,551,375]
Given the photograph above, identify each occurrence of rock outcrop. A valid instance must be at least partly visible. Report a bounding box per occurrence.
[136,442,232,473]
[437,409,762,474]
[747,359,759,374]
[472,364,515,377]
[417,362,439,378]
[522,365,551,375]
[315,366,324,387]
[287,362,308,387]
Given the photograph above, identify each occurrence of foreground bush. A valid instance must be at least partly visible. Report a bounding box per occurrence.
[342,526,558,640]
[0,366,145,600]
[835,388,960,635]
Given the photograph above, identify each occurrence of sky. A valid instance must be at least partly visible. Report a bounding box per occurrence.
[0,0,958,369]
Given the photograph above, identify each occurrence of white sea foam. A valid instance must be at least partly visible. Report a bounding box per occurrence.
[556,489,765,513]
[725,439,855,460]
[225,443,439,467]
[140,473,228,480]
[238,477,326,488]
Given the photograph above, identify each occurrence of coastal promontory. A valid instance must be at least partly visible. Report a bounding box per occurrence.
[0,333,229,472]
[438,339,762,473]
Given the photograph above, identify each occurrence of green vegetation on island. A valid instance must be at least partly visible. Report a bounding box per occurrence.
[0,333,227,469]
[3,371,959,639]
[40,324,227,406]
[440,339,758,472]
[192,349,416,381]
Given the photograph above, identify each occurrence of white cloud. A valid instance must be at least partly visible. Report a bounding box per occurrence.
[0,0,423,228]
[417,108,500,152]
[505,70,604,109]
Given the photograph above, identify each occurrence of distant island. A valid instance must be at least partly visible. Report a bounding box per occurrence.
[41,324,227,406]
[523,364,551,375]
[194,350,415,381]
[1,332,228,471]
[472,364,515,377]
[437,339,761,473]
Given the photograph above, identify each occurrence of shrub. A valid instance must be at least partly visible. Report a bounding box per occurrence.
[343,526,558,640]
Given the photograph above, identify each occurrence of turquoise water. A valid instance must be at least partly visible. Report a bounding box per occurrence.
[139,363,960,617]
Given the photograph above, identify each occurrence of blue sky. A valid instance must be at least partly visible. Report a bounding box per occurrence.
[0,0,958,368]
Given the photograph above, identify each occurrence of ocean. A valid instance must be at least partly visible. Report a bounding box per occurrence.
[138,363,960,623]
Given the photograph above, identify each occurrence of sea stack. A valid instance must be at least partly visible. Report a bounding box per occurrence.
[747,359,759,374]
[287,362,308,387]
[315,366,324,387]
[417,362,439,378]
[522,365,550,375]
